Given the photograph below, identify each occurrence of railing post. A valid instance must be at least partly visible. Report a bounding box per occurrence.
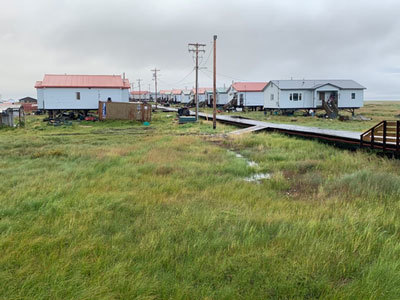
[371,126,375,149]
[383,121,387,152]
[397,121,400,155]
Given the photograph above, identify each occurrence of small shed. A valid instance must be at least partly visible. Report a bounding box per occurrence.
[98,101,151,122]
[0,103,25,127]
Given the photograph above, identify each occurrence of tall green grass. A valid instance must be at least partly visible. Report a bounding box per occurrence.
[1,112,400,299]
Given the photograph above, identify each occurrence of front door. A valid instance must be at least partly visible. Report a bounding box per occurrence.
[317,92,325,107]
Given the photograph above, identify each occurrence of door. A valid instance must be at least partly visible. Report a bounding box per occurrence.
[317,92,325,107]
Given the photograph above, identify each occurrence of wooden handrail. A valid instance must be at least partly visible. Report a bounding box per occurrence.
[360,120,400,154]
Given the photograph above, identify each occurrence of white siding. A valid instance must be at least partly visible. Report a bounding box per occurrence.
[217,93,229,105]
[338,90,364,108]
[277,90,314,109]
[38,87,129,110]
[264,83,280,109]
[237,92,264,107]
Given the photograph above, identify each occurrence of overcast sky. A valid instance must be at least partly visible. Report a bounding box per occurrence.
[1,0,400,100]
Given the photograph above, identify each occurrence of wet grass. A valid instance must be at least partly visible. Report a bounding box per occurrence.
[1,110,400,299]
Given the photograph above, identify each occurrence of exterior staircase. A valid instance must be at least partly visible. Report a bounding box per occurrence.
[322,99,339,118]
[223,96,237,110]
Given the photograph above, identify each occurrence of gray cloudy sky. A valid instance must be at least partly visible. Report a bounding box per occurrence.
[1,0,400,100]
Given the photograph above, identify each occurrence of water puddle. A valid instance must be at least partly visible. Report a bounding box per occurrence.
[228,150,271,183]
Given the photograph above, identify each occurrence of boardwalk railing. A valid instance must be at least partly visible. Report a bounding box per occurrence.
[360,121,400,153]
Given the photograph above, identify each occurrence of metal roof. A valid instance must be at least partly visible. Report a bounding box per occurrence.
[35,74,130,89]
[270,80,366,90]
[232,82,268,92]
[0,103,22,113]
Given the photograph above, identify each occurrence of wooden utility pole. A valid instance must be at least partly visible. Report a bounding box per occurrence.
[137,79,142,102]
[151,68,160,109]
[188,43,206,120]
[213,35,217,130]
[130,83,134,101]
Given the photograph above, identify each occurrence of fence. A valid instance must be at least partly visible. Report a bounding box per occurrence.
[98,101,151,122]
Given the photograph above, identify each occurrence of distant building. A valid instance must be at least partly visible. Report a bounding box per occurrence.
[192,88,212,105]
[159,90,171,101]
[18,97,37,104]
[181,90,192,104]
[0,103,24,127]
[171,89,183,103]
[130,91,150,102]
[263,80,366,113]
[35,74,130,110]
[227,82,268,108]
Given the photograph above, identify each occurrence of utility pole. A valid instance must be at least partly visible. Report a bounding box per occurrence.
[130,83,135,101]
[188,43,206,120]
[151,68,160,109]
[213,35,217,130]
[137,79,142,102]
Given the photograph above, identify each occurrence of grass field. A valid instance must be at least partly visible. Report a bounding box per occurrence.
[1,107,400,299]
[196,101,400,132]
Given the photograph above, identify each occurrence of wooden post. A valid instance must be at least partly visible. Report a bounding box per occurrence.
[371,126,375,149]
[383,121,387,152]
[213,35,217,130]
[397,121,400,155]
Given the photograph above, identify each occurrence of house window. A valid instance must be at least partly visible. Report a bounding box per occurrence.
[76,92,80,100]
[290,93,292,101]
[299,93,302,101]
[270,94,274,101]
[351,93,356,100]
[293,93,299,101]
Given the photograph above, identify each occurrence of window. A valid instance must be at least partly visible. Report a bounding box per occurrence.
[351,93,356,100]
[76,92,80,100]
[299,93,302,101]
[270,94,274,101]
[293,93,299,101]
[290,93,292,101]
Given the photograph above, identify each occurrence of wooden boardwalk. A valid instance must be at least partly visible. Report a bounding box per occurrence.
[159,106,362,146]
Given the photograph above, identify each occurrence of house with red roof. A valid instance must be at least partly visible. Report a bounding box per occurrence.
[171,89,183,103]
[159,90,172,101]
[191,88,212,105]
[35,74,130,110]
[130,90,150,101]
[226,82,268,109]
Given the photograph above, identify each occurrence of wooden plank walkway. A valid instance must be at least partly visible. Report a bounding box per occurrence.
[229,125,268,136]
[159,106,362,145]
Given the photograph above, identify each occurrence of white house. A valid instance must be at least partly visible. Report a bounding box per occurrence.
[216,87,229,106]
[130,90,150,102]
[181,90,192,104]
[263,80,366,113]
[35,74,130,110]
[159,90,171,101]
[193,88,211,105]
[226,82,268,108]
[171,89,183,103]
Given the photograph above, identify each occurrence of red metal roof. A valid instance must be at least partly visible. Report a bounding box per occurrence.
[171,89,182,95]
[35,74,130,89]
[191,87,212,94]
[159,90,171,94]
[232,82,268,92]
[130,91,149,95]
